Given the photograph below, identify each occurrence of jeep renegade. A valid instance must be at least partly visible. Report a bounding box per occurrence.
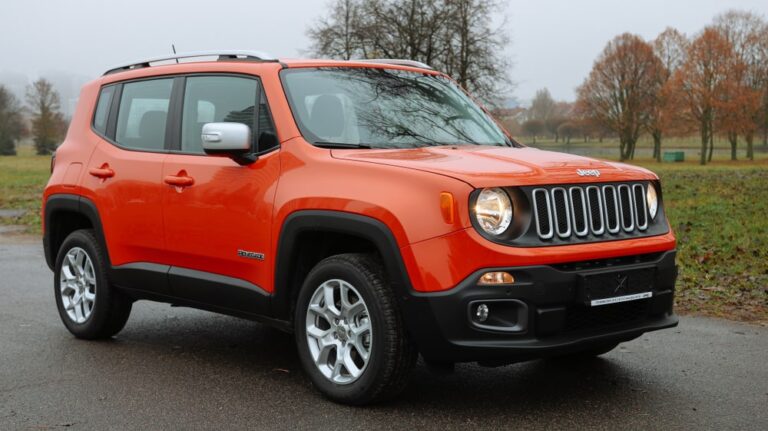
[42,51,678,405]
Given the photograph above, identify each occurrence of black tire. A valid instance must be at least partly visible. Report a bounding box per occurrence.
[294,253,416,405]
[53,229,132,339]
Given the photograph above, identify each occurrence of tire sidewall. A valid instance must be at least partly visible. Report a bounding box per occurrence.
[54,230,111,338]
[295,258,390,402]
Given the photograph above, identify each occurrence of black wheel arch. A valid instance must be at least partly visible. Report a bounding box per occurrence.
[271,210,415,322]
[43,194,109,271]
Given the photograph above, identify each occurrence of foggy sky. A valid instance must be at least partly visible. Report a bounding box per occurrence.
[1,0,767,109]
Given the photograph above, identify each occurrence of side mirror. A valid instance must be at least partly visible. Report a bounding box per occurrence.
[201,122,256,165]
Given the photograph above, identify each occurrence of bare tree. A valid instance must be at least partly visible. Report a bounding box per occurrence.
[714,10,768,160]
[0,85,24,156]
[529,88,554,122]
[26,78,66,155]
[306,0,365,60]
[649,28,688,162]
[307,0,512,105]
[521,119,544,144]
[576,33,662,161]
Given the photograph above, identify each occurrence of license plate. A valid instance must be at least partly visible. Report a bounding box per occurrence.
[579,268,655,307]
[590,291,652,307]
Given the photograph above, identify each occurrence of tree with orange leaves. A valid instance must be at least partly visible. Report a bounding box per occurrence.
[576,34,662,161]
[671,28,739,165]
[713,10,768,160]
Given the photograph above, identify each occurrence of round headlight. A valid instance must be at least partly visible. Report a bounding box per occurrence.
[474,188,513,235]
[646,183,659,220]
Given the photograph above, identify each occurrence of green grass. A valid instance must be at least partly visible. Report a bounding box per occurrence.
[635,159,768,324]
[1,145,766,323]
[0,145,50,234]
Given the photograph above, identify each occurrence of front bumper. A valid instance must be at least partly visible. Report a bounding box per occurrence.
[401,250,678,363]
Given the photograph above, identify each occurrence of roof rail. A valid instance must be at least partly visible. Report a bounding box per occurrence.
[357,59,433,70]
[103,50,277,75]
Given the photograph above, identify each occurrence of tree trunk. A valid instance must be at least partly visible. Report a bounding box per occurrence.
[620,138,634,161]
[708,132,714,162]
[746,133,754,160]
[651,130,662,162]
[700,126,708,165]
[532,135,536,144]
[728,131,737,161]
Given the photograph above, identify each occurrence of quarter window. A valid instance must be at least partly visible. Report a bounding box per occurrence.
[115,79,173,151]
[93,85,115,135]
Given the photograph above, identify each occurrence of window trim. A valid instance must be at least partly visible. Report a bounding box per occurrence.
[90,72,280,157]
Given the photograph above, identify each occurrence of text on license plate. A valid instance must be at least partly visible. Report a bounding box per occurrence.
[590,292,652,307]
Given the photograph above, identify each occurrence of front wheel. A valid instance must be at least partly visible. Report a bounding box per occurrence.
[294,253,416,405]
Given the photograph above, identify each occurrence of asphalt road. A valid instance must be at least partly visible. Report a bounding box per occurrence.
[1,241,766,430]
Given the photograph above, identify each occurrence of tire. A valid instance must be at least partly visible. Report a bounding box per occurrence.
[54,229,132,339]
[294,253,416,405]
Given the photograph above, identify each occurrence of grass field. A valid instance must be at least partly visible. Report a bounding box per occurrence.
[1,144,766,323]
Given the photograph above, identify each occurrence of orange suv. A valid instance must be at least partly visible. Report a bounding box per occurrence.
[43,51,678,404]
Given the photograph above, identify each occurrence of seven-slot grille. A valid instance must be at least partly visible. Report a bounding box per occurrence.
[532,183,649,240]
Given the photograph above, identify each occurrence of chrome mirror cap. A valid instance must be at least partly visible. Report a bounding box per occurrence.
[201,122,251,153]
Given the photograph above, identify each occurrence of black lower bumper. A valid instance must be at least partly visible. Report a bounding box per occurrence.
[401,251,679,363]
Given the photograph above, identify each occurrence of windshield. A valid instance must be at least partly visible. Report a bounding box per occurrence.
[280,67,512,149]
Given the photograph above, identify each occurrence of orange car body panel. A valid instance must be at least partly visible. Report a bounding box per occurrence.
[43,59,676,297]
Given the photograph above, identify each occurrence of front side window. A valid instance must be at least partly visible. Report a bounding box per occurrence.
[280,67,511,149]
[180,76,260,154]
[115,79,173,151]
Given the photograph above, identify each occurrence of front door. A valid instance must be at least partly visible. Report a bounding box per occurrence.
[161,75,280,314]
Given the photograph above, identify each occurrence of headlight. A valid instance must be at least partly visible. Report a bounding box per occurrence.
[474,188,513,235]
[646,183,659,220]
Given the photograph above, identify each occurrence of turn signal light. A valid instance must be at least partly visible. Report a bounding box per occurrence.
[478,271,515,285]
[440,192,455,224]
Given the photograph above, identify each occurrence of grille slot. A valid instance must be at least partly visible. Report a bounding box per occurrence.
[618,184,635,232]
[532,189,554,239]
[633,184,648,230]
[602,186,620,234]
[551,188,571,238]
[569,187,588,237]
[586,186,604,235]
[530,182,651,242]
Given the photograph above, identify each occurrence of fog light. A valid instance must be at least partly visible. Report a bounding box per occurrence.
[478,271,514,285]
[475,304,489,322]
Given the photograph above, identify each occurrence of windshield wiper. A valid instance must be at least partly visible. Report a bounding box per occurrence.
[314,141,372,149]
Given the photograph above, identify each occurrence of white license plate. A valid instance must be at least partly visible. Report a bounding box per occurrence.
[590,292,652,307]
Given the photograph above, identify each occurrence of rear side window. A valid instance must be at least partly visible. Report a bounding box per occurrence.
[181,76,259,154]
[93,85,115,135]
[115,79,173,151]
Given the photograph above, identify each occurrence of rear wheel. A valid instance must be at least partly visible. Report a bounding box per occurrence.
[54,229,132,339]
[295,253,416,405]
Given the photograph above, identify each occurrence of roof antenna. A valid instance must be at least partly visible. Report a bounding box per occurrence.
[172,44,179,63]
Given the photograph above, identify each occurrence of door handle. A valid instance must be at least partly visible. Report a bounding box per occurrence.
[164,172,195,188]
[89,164,114,179]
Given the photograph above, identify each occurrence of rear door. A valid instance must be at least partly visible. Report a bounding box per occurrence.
[85,78,174,294]
[161,75,281,314]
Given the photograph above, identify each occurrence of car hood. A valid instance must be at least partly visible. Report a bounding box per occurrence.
[331,146,657,188]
